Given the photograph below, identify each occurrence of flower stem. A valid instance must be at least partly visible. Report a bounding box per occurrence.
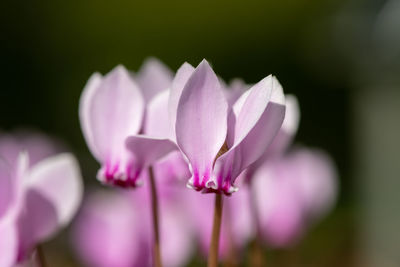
[149,166,162,267]
[208,193,223,267]
[36,245,47,267]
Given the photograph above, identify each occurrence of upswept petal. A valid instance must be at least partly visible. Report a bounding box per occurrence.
[136,57,173,102]
[88,65,145,163]
[0,220,17,267]
[25,153,83,241]
[212,76,285,193]
[79,72,103,161]
[145,90,171,138]
[125,135,177,171]
[175,60,228,190]
[168,62,195,141]
[246,94,300,177]
[230,75,274,147]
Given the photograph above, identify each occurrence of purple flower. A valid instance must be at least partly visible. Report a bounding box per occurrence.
[174,60,286,194]
[0,136,83,266]
[79,59,177,188]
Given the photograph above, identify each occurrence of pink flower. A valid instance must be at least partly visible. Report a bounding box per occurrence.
[251,148,338,248]
[174,60,286,194]
[0,140,83,266]
[79,59,177,188]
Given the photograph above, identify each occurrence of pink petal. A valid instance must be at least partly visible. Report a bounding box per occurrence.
[144,90,171,138]
[168,62,195,142]
[79,72,103,161]
[0,131,62,169]
[0,153,28,222]
[25,153,83,242]
[136,57,173,102]
[175,60,228,190]
[212,76,285,193]
[154,151,191,200]
[291,148,338,220]
[160,202,194,267]
[263,94,300,157]
[223,78,248,107]
[125,135,177,170]
[16,189,59,260]
[251,159,305,248]
[72,190,143,267]
[0,220,17,267]
[0,159,13,218]
[246,94,300,176]
[87,65,145,163]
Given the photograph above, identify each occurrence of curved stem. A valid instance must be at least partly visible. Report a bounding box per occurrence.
[208,193,223,267]
[149,167,162,267]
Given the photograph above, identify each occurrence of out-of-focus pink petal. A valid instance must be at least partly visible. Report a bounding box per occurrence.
[176,60,228,191]
[223,78,248,107]
[251,159,305,248]
[160,202,194,267]
[145,90,170,138]
[72,190,143,267]
[16,190,58,260]
[154,151,191,200]
[224,182,255,250]
[168,62,195,141]
[136,57,173,102]
[291,148,338,220]
[0,220,17,267]
[212,76,285,193]
[79,72,103,161]
[0,131,62,169]
[24,153,83,242]
[125,136,177,170]
[87,65,144,162]
[0,153,28,223]
[0,159,13,218]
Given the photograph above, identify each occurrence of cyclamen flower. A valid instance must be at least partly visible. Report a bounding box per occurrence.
[79,59,177,188]
[251,148,338,247]
[174,60,286,194]
[0,146,82,266]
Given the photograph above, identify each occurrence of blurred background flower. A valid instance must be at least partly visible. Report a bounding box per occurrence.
[1,0,399,266]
